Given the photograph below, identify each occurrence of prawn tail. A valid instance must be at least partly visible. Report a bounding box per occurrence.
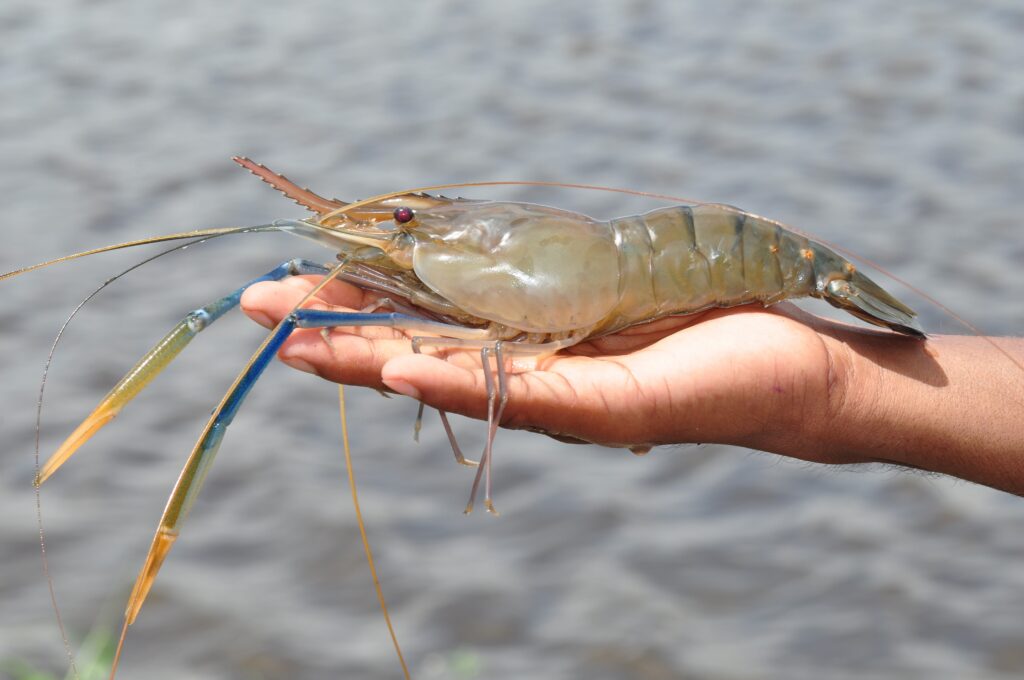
[819,270,926,338]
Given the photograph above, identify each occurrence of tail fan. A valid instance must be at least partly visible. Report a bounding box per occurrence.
[822,271,925,338]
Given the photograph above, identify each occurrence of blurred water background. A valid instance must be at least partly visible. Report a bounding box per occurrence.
[2,1,1024,678]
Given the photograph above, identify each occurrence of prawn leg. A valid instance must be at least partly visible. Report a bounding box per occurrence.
[477,343,508,515]
[412,337,579,515]
[36,259,331,485]
[410,337,477,468]
[126,308,494,623]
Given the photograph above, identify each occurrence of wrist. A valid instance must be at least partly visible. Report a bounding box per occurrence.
[808,332,1024,494]
[810,331,911,466]
[812,328,967,470]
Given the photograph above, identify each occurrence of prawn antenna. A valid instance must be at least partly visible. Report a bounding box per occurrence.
[0,226,275,282]
[339,385,410,679]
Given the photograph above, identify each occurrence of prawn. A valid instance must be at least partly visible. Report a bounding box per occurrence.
[4,158,926,677]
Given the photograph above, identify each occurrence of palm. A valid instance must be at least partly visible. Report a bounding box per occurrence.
[484,305,835,452]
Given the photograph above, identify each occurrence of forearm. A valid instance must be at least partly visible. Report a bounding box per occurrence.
[820,333,1024,494]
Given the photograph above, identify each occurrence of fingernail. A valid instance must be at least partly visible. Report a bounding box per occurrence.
[281,355,317,375]
[383,378,421,400]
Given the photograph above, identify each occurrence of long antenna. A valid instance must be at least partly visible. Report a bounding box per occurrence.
[339,386,410,679]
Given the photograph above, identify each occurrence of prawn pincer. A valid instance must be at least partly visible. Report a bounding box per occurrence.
[3,158,923,667]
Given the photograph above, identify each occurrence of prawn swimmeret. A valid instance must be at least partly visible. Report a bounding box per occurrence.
[5,158,925,674]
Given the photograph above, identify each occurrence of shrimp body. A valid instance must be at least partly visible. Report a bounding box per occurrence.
[317,198,923,341]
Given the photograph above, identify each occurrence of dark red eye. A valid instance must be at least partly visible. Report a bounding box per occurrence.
[393,207,414,224]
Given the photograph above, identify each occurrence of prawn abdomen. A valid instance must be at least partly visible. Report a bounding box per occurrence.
[608,205,923,336]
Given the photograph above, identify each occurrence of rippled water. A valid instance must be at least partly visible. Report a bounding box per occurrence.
[2,2,1024,678]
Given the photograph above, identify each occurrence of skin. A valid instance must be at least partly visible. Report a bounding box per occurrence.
[241,276,1024,496]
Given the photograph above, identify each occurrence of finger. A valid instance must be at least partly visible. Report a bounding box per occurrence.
[240,278,413,388]
[301,275,378,308]
[242,277,413,345]
[380,353,635,444]
[278,328,419,388]
[241,277,370,328]
[241,279,303,328]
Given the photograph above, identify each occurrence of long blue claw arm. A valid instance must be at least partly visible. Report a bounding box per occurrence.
[195,258,332,324]
[125,306,491,623]
[37,259,330,485]
[177,310,490,524]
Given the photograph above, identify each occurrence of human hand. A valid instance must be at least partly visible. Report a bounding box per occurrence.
[240,276,887,464]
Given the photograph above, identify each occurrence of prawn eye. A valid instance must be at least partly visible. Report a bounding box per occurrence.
[393,206,414,224]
